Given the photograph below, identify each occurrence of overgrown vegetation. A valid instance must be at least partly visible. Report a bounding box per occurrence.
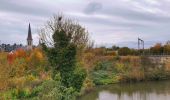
[1,14,170,100]
[0,48,50,99]
[83,48,170,86]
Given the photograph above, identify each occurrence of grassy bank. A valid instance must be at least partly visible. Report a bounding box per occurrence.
[85,55,170,86]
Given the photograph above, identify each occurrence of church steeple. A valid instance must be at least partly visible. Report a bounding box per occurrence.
[27,23,33,50]
[27,23,32,40]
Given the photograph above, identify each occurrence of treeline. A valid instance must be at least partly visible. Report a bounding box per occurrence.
[93,41,170,56]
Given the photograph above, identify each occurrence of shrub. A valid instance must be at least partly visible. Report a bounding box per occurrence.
[10,58,27,77]
[82,78,95,93]
[26,48,48,75]
[94,61,113,71]
[32,78,78,100]
[91,70,118,85]
[118,47,131,56]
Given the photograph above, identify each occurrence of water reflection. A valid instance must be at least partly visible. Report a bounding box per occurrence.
[79,80,170,100]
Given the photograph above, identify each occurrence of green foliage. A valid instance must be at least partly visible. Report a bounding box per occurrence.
[94,61,113,71]
[1,88,31,99]
[91,70,118,85]
[72,65,87,92]
[32,78,78,100]
[91,61,119,85]
[44,29,86,92]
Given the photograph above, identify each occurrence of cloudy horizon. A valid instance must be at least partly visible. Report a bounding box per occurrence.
[1,0,170,48]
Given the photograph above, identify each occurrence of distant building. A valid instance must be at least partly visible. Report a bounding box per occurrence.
[27,23,33,50]
[0,23,35,52]
[0,43,23,52]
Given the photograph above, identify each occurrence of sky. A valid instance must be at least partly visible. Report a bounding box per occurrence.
[0,0,170,48]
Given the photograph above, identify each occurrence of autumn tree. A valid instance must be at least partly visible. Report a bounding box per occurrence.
[150,43,163,55]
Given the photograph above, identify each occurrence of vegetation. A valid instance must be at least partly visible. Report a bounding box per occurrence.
[1,14,170,100]
[42,29,87,92]
[0,48,50,99]
[83,47,170,86]
[0,14,89,100]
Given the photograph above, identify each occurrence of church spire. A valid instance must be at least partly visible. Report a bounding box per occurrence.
[27,23,32,40]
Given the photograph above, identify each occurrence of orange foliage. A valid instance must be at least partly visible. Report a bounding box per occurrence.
[25,48,47,71]
[15,48,26,58]
[26,48,44,62]
[7,52,16,64]
[7,48,44,65]
[105,51,117,56]
[150,43,163,54]
[7,49,26,64]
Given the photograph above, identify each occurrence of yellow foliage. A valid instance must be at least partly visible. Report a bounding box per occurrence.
[36,51,43,60]
[0,49,48,92]
[105,51,117,56]
[83,78,95,92]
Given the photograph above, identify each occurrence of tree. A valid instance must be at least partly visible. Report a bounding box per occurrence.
[150,43,163,55]
[41,15,87,92]
[39,14,90,49]
[118,47,131,56]
[112,45,119,50]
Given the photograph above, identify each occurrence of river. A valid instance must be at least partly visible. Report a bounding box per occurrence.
[79,80,170,100]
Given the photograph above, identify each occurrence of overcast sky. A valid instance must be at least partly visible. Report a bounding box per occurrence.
[1,0,170,48]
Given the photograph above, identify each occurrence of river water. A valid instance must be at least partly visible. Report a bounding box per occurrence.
[79,80,170,100]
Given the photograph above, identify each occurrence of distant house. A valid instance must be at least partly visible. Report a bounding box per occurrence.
[0,43,23,52]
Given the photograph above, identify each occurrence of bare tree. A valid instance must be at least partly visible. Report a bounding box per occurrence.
[39,14,90,49]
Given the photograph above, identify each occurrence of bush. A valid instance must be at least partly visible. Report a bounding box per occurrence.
[71,65,87,92]
[32,78,78,100]
[82,78,95,93]
[94,61,113,71]
[118,47,131,56]
[91,70,118,85]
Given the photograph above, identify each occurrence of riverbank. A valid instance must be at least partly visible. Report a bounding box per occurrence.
[79,80,170,100]
[92,56,170,83]
[82,55,170,93]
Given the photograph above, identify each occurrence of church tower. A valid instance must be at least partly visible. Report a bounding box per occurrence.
[27,23,33,50]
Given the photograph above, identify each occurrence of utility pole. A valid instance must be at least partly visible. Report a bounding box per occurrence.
[138,38,145,55]
[0,40,1,52]
[138,38,140,50]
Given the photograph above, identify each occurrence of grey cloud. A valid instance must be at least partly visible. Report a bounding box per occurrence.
[84,2,102,14]
[99,4,170,24]
[1,0,170,47]
[0,0,52,17]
